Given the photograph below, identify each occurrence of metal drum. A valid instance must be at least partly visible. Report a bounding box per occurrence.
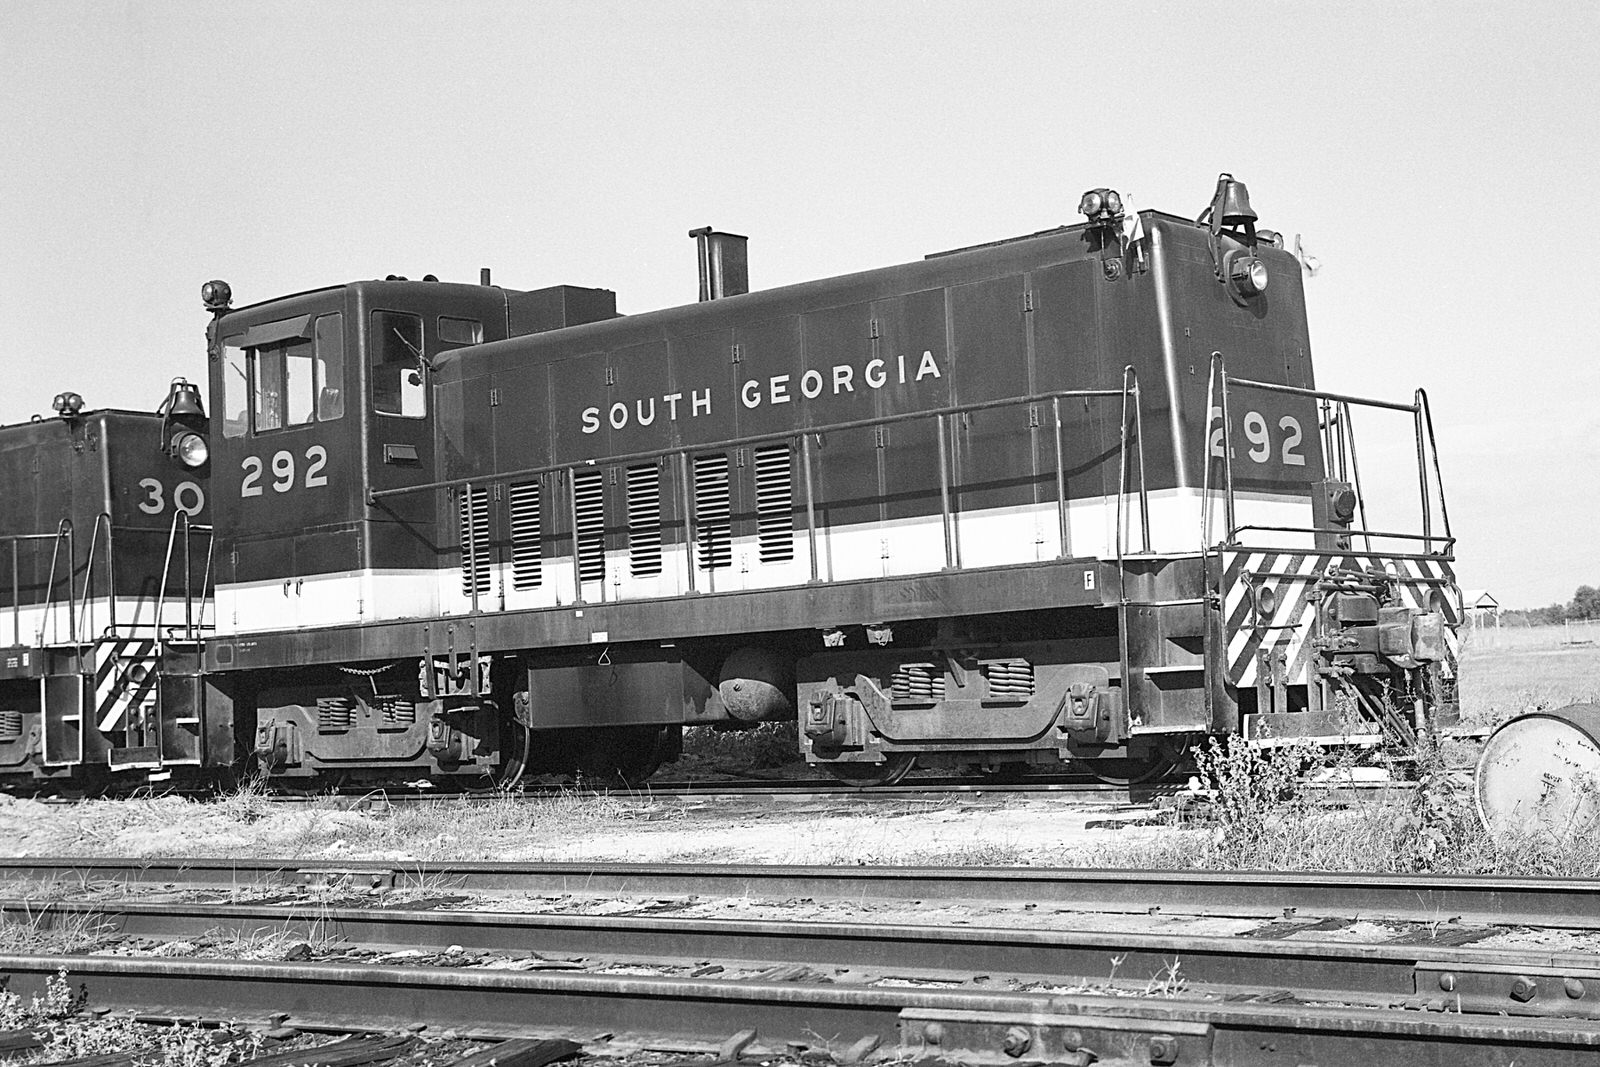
[1475,704,1600,839]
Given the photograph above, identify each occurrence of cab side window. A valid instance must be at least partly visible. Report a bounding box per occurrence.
[223,312,344,437]
[372,310,426,418]
[314,314,345,420]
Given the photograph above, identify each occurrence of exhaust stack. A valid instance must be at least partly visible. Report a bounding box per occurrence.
[689,227,748,300]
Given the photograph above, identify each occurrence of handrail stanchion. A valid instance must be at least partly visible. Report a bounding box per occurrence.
[1125,366,1151,552]
[799,434,819,582]
[1418,388,1452,551]
[678,454,697,592]
[156,511,181,647]
[197,524,216,640]
[566,472,585,602]
[1217,357,1238,542]
[1412,394,1431,554]
[1051,397,1069,558]
[936,414,955,569]
[1340,401,1374,554]
[1201,357,1219,552]
[10,542,19,647]
[41,521,74,646]
[73,513,114,645]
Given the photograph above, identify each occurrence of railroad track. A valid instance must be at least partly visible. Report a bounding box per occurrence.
[3,859,1598,1065]
[3,859,1596,928]
[6,897,1599,1019]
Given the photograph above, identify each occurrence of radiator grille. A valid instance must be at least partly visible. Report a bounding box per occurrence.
[458,486,491,596]
[627,465,663,577]
[508,480,542,589]
[754,444,794,563]
[573,469,606,583]
[693,453,731,571]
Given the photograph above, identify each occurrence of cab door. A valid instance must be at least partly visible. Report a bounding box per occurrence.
[216,307,360,634]
[362,306,438,622]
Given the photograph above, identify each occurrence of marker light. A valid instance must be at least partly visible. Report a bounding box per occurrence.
[1078,187,1125,223]
[1329,486,1358,523]
[200,279,232,311]
[172,430,209,468]
[1228,256,1269,296]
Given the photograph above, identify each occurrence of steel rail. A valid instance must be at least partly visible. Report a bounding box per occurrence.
[1,954,1597,1067]
[10,899,1600,1021]
[2,861,1597,930]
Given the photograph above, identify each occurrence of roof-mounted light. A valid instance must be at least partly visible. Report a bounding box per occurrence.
[52,392,84,418]
[200,279,232,312]
[1078,187,1124,224]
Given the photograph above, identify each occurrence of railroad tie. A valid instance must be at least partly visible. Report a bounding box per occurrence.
[444,1038,582,1067]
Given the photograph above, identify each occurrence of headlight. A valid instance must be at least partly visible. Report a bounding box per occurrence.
[172,431,209,468]
[1078,190,1104,217]
[1228,255,1269,296]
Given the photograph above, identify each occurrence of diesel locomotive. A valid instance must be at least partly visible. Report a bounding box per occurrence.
[0,174,1461,791]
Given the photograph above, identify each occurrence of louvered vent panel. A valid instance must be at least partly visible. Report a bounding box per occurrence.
[754,445,794,563]
[693,453,732,571]
[573,469,606,583]
[458,486,491,596]
[508,481,542,589]
[627,465,663,577]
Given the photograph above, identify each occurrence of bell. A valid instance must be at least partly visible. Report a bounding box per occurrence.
[160,377,206,419]
[1211,173,1257,226]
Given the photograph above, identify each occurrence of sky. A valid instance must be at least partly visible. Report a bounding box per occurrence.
[2,1,1596,607]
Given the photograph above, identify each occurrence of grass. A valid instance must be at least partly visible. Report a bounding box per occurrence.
[1457,624,1600,724]
[1081,732,1600,878]
[0,968,266,1067]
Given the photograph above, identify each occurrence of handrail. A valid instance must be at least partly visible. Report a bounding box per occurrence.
[444,381,1145,611]
[73,512,117,644]
[155,511,216,646]
[1203,353,1452,555]
[39,521,75,646]
[374,385,1127,504]
[1,529,74,647]
[1417,388,1452,554]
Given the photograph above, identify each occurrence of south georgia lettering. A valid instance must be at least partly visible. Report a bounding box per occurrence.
[580,349,944,434]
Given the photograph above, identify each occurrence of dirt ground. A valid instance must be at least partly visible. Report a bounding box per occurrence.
[0,789,1182,866]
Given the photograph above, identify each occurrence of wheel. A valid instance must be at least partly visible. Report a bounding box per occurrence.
[823,753,916,787]
[977,762,1033,784]
[576,725,679,786]
[453,721,532,793]
[1086,740,1190,786]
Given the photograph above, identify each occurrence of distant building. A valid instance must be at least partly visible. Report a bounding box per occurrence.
[1462,589,1500,632]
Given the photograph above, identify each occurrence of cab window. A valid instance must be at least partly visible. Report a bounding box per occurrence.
[222,312,344,437]
[372,310,426,417]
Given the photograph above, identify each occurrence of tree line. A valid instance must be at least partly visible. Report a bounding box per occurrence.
[1498,584,1600,626]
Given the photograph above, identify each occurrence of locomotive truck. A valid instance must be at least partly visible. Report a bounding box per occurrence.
[0,174,1460,791]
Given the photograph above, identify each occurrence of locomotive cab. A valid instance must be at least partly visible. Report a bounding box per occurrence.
[0,397,213,790]
[205,276,632,780]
